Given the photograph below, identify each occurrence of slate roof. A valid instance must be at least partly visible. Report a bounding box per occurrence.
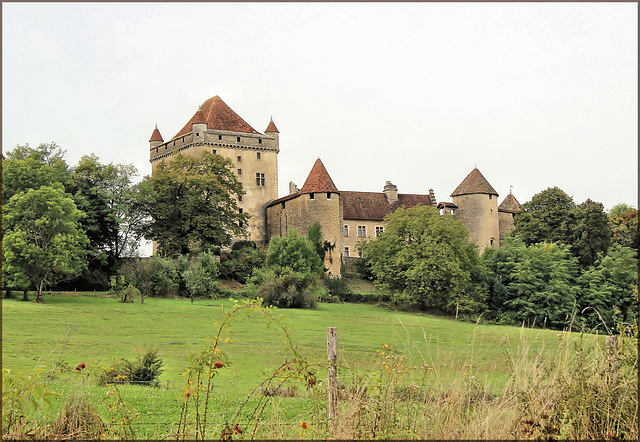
[451,168,498,197]
[342,191,432,221]
[172,95,260,140]
[498,193,522,213]
[149,125,164,142]
[299,158,339,194]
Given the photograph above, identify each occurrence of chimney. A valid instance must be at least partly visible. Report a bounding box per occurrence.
[428,188,437,206]
[289,181,300,195]
[383,181,398,204]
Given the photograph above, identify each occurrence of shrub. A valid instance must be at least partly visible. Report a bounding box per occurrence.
[220,242,265,284]
[182,252,220,299]
[323,276,352,301]
[250,267,319,309]
[98,349,164,387]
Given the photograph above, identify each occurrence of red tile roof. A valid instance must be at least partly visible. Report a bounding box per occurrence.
[299,158,339,194]
[451,168,498,197]
[172,95,260,140]
[265,118,279,133]
[192,107,206,124]
[149,125,164,142]
[342,191,432,220]
[498,193,521,213]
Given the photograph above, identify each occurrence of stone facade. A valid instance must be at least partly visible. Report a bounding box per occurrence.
[149,96,520,272]
[149,96,278,245]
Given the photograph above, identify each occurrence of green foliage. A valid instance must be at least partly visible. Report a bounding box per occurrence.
[362,205,486,315]
[220,241,265,283]
[265,228,324,276]
[514,187,611,268]
[306,222,326,265]
[99,349,164,387]
[250,266,319,308]
[577,244,638,331]
[514,186,576,246]
[118,257,181,298]
[2,184,90,302]
[2,368,59,436]
[323,275,352,301]
[608,209,638,253]
[71,153,142,259]
[136,151,249,256]
[483,237,579,328]
[609,203,636,217]
[182,252,220,298]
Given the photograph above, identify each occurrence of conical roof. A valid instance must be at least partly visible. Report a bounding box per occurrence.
[149,125,164,142]
[265,118,279,133]
[299,158,339,194]
[498,193,521,212]
[192,107,206,124]
[173,96,259,139]
[451,168,498,197]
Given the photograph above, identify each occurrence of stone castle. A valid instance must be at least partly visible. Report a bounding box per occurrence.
[149,96,521,274]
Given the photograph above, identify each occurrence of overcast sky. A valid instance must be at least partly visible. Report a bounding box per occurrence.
[3,2,637,243]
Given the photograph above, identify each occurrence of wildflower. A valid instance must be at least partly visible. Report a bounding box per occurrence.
[185,390,191,398]
[224,337,232,343]
[234,423,242,435]
[214,360,224,369]
[75,362,86,371]
[300,421,309,430]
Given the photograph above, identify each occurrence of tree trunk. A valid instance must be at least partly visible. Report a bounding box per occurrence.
[22,290,29,301]
[4,288,14,298]
[36,291,44,303]
[140,292,144,304]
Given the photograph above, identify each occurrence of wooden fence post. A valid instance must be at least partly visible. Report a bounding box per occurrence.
[327,326,338,427]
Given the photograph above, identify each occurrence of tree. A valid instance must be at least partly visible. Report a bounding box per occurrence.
[609,209,638,254]
[182,252,220,299]
[483,237,579,329]
[513,186,576,246]
[136,152,249,256]
[72,154,143,258]
[577,244,638,331]
[2,184,89,302]
[2,143,72,203]
[567,199,611,268]
[609,203,636,217]
[250,228,325,308]
[361,205,486,315]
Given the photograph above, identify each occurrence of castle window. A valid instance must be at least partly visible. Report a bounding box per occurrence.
[490,238,494,246]
[218,135,223,140]
[310,193,315,200]
[237,137,241,142]
[196,132,200,136]
[358,249,364,258]
[281,201,286,209]
[357,226,366,237]
[239,208,243,214]
[343,225,349,237]
[344,247,350,258]
[256,173,265,186]
[238,195,243,202]
[258,139,262,144]
[327,192,331,199]
[237,155,242,162]
[257,152,261,159]
[489,194,492,200]
[376,226,384,237]
[237,169,242,175]
[212,149,217,154]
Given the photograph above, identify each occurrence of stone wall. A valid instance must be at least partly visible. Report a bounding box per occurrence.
[452,193,500,251]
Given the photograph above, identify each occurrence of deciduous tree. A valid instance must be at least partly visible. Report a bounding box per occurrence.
[2,184,89,302]
[136,152,248,256]
[361,205,486,315]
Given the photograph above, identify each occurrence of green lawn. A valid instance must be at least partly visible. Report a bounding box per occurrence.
[2,292,597,439]
[3,292,568,391]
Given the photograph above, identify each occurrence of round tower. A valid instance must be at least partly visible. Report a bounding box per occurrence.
[451,168,500,250]
[192,107,207,143]
[149,124,164,150]
[265,117,279,153]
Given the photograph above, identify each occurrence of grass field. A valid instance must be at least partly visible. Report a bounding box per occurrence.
[3,291,634,440]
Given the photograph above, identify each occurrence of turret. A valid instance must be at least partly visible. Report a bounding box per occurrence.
[149,124,164,150]
[192,107,207,143]
[451,168,500,250]
[265,117,279,152]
